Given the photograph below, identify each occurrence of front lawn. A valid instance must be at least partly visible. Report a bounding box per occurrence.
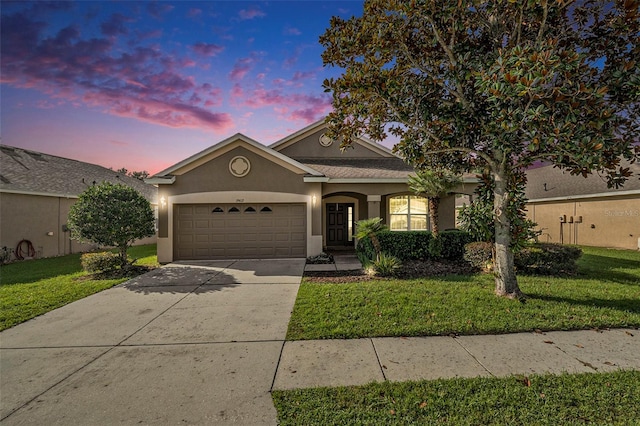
[273,370,640,425]
[0,244,158,331]
[287,246,640,340]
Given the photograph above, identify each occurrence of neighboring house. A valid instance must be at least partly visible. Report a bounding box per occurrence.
[0,145,157,260]
[148,120,477,262]
[525,163,640,250]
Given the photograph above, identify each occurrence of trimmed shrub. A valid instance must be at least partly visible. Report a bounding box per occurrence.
[356,230,473,261]
[515,243,582,275]
[357,231,433,261]
[463,241,493,270]
[439,230,475,260]
[81,251,121,273]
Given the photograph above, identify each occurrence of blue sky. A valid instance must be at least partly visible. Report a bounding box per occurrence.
[1,1,367,174]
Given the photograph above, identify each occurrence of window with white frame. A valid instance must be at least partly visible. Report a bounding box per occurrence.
[389,195,428,231]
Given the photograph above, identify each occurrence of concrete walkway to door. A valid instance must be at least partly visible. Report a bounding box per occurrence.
[0,259,305,425]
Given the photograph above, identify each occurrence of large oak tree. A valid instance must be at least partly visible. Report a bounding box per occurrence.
[320,0,639,298]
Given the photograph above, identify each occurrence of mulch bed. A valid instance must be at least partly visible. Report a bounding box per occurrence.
[304,259,478,283]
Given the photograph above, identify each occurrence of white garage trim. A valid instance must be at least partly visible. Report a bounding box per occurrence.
[157,191,321,262]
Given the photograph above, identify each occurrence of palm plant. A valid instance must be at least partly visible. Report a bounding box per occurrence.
[408,170,462,236]
[355,217,387,260]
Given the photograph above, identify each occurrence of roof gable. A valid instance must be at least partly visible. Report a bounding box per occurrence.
[153,133,323,177]
[269,119,397,159]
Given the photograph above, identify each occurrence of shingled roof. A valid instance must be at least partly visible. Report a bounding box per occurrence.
[298,158,414,179]
[0,145,157,203]
[525,162,640,201]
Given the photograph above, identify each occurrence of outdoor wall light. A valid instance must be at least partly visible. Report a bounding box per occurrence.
[46,231,54,236]
[160,196,167,209]
[312,195,317,207]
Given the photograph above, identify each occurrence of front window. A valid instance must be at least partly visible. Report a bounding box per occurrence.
[389,195,428,231]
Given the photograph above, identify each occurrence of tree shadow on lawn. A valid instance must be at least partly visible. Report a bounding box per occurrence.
[526,293,640,314]
[577,253,640,285]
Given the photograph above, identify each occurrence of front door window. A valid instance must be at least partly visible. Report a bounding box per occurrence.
[326,203,355,246]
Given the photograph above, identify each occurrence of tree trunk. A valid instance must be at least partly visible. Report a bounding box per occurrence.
[370,233,382,260]
[119,245,128,268]
[493,171,523,299]
[429,197,439,236]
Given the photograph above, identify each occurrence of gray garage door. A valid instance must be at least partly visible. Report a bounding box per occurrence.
[174,203,306,260]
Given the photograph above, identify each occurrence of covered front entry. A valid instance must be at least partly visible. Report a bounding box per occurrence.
[174,203,306,260]
[325,203,355,247]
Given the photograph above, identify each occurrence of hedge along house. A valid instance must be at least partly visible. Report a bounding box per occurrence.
[148,120,478,263]
[525,162,640,250]
[0,145,157,260]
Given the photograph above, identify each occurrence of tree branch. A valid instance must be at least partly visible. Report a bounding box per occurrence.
[537,0,549,42]
[425,14,470,108]
[422,147,498,171]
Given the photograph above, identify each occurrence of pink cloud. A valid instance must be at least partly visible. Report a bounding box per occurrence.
[238,7,266,20]
[1,10,232,133]
[235,85,332,124]
[101,13,133,37]
[284,27,301,36]
[229,56,257,81]
[292,71,315,82]
[191,42,224,57]
[187,8,202,18]
[138,29,163,40]
[147,2,174,19]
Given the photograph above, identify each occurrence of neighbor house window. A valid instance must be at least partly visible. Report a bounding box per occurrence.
[389,196,428,231]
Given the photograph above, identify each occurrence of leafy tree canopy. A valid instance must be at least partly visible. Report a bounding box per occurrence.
[321,0,639,298]
[68,182,155,267]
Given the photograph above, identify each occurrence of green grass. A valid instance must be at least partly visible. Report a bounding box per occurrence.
[287,246,640,340]
[0,244,158,331]
[273,370,640,425]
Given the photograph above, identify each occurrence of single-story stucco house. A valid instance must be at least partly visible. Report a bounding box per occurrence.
[525,162,640,250]
[0,145,157,260]
[147,120,478,263]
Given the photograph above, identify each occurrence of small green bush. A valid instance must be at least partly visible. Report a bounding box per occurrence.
[81,251,121,273]
[356,230,473,261]
[515,243,582,275]
[367,253,402,277]
[438,230,475,260]
[463,241,493,269]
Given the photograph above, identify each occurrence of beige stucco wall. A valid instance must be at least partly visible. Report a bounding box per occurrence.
[155,146,325,262]
[526,195,640,250]
[277,128,388,159]
[157,146,316,240]
[0,192,156,261]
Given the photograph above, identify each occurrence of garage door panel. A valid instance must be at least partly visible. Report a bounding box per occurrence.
[175,203,306,260]
[291,218,305,227]
[178,221,194,230]
[211,233,225,243]
[195,234,209,243]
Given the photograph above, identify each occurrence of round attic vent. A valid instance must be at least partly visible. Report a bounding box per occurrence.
[229,156,251,177]
[319,133,333,147]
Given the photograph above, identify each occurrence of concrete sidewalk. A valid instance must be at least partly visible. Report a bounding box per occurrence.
[273,328,640,390]
[304,253,363,272]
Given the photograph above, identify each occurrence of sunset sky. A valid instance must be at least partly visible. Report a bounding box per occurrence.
[1,1,378,175]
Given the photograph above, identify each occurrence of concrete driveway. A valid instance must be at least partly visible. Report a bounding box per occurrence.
[0,259,305,425]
